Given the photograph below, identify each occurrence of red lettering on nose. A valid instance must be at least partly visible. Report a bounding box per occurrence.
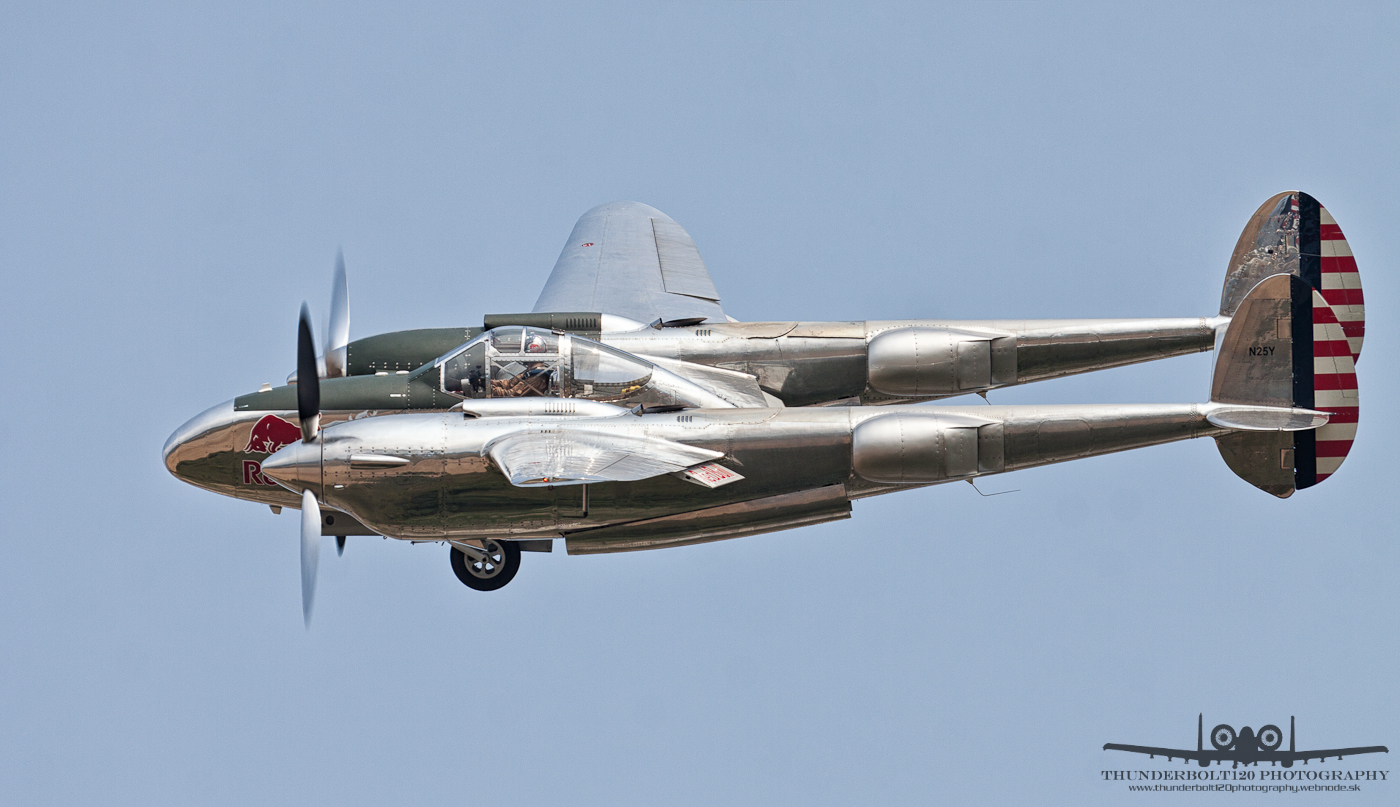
[243,460,277,486]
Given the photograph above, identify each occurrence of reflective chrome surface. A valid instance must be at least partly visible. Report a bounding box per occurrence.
[275,399,1246,552]
[565,486,851,555]
[163,398,240,475]
[163,399,303,508]
[485,430,722,486]
[603,317,1217,406]
[163,194,1344,561]
[1210,274,1293,408]
[1201,404,1328,432]
[852,411,998,483]
[163,313,1226,515]
[848,404,1217,481]
[261,440,323,496]
[1221,191,1365,361]
[639,354,771,407]
[867,327,1015,396]
[1222,192,1304,317]
[458,398,629,419]
[533,201,726,326]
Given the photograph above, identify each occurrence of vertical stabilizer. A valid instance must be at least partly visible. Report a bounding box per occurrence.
[1198,714,1203,752]
[1211,274,1358,496]
[1221,191,1364,362]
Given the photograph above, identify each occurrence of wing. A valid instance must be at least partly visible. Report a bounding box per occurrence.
[1104,742,1389,765]
[485,429,723,487]
[1103,744,1210,763]
[533,201,727,325]
[1281,746,1389,763]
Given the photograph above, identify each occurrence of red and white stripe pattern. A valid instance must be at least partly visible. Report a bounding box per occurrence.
[1311,291,1358,482]
[1317,204,1365,362]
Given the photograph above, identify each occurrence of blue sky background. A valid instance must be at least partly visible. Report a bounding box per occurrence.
[2,3,1397,804]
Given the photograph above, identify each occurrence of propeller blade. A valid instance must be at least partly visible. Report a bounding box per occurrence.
[325,251,350,378]
[297,303,321,442]
[300,488,321,626]
[336,535,346,556]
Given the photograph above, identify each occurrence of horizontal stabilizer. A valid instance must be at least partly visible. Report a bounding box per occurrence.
[1204,405,1329,432]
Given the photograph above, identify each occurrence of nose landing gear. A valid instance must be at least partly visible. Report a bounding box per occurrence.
[450,539,521,591]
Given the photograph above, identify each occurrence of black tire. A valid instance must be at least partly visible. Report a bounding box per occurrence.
[450,540,520,591]
[1257,724,1283,751]
[1210,724,1237,751]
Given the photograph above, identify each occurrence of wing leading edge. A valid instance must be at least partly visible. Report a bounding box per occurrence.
[533,201,726,325]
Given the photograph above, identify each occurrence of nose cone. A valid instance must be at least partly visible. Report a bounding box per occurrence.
[261,439,322,494]
[164,399,239,482]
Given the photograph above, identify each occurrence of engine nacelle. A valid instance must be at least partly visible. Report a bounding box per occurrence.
[852,412,1005,484]
[867,327,1016,396]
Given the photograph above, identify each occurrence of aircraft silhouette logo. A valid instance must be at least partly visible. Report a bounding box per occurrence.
[1105,715,1388,769]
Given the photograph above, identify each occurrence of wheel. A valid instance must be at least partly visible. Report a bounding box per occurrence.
[1210,724,1236,751]
[1257,724,1283,751]
[450,539,520,591]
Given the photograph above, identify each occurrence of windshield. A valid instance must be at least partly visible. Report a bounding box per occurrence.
[569,338,652,399]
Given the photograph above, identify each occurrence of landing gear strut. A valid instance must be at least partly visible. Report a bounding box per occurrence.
[450,539,520,591]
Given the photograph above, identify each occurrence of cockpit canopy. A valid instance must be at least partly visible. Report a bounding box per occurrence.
[435,326,654,402]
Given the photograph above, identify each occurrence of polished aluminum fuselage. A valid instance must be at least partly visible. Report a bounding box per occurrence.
[255,403,1222,555]
[164,316,1220,519]
[601,317,1217,406]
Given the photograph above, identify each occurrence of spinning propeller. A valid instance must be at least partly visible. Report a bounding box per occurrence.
[287,252,352,384]
[325,251,350,378]
[268,255,353,625]
[297,303,321,442]
[296,302,323,625]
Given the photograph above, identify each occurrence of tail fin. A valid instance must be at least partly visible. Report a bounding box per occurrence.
[1210,273,1359,497]
[1221,191,1365,362]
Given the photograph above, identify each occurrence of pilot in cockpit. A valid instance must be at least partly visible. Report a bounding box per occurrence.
[492,334,555,396]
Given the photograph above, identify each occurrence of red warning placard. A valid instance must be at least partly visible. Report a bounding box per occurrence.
[676,462,745,489]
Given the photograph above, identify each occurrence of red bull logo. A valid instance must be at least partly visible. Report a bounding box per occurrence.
[242,414,301,487]
[243,414,301,454]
